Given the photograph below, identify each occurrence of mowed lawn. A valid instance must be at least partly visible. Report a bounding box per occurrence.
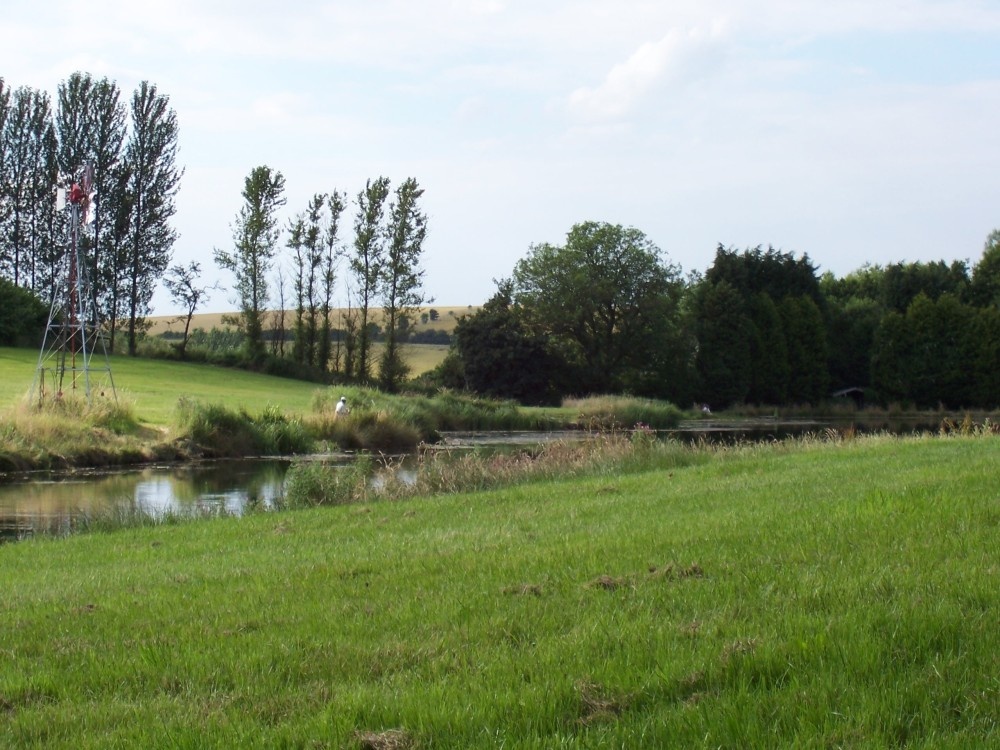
[0,434,997,747]
[0,348,323,425]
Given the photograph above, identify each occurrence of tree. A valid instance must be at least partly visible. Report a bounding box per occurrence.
[162,261,215,358]
[215,165,286,362]
[287,190,346,371]
[288,196,324,367]
[0,86,58,290]
[512,221,683,394]
[453,280,564,405]
[706,245,823,308]
[779,295,829,404]
[85,76,128,324]
[318,191,346,373]
[970,229,1000,308]
[0,276,47,346]
[349,176,390,381]
[121,81,182,355]
[747,292,789,404]
[379,177,429,392]
[879,260,969,312]
[693,279,753,408]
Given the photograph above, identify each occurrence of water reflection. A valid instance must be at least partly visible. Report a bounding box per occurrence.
[0,418,948,541]
[0,459,303,539]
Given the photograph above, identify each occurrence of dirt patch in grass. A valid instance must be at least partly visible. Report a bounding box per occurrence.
[586,574,628,591]
[576,680,628,726]
[353,728,416,750]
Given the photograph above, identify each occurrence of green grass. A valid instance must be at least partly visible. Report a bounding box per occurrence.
[1,433,997,747]
[0,347,321,427]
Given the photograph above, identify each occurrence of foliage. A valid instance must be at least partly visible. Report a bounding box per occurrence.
[0,278,47,346]
[779,295,829,405]
[693,279,752,408]
[706,244,823,308]
[349,176,391,381]
[161,261,215,358]
[173,398,310,457]
[379,177,429,393]
[452,280,565,405]
[513,221,685,395]
[214,165,287,362]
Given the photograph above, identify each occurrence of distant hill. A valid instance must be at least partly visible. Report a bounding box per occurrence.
[145,305,479,337]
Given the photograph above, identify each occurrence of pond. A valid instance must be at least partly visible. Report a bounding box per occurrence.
[0,418,947,541]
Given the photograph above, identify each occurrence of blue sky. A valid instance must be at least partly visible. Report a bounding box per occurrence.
[3,0,999,314]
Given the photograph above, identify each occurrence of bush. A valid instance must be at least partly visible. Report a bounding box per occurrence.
[174,399,312,457]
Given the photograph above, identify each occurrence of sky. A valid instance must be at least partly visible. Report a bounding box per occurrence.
[3,0,1000,315]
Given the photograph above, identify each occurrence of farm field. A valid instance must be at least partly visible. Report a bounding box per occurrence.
[0,433,997,747]
[145,305,477,337]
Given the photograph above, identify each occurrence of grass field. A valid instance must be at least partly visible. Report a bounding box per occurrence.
[1,433,997,747]
[0,345,450,428]
[0,347,323,427]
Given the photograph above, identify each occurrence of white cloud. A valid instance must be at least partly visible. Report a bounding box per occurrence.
[567,21,730,121]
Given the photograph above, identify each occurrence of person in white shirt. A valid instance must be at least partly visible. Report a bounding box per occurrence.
[335,396,349,418]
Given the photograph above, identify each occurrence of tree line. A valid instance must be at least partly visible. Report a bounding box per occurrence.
[205,166,429,393]
[0,72,181,355]
[1,72,432,393]
[441,222,1000,409]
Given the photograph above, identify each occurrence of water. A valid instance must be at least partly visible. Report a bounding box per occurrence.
[0,419,947,541]
[0,459,296,540]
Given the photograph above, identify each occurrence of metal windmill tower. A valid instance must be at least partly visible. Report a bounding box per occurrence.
[31,164,117,405]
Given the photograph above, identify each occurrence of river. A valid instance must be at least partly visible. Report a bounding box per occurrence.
[0,418,946,541]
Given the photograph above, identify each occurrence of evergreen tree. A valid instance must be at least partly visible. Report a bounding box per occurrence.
[747,292,789,404]
[970,229,1000,309]
[779,295,829,405]
[693,279,752,408]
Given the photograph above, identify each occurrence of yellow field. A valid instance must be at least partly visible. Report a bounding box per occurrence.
[146,306,477,337]
[144,307,466,377]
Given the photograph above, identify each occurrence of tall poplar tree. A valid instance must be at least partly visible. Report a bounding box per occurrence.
[349,176,390,381]
[318,190,346,373]
[122,81,182,355]
[379,177,428,392]
[0,86,57,290]
[215,165,286,362]
[288,194,325,367]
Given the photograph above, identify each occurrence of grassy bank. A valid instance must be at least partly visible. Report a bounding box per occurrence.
[1,433,996,747]
[2,347,686,470]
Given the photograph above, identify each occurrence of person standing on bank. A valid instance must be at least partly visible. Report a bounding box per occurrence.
[335,396,350,418]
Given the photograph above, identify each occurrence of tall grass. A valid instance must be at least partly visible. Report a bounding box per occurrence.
[562,394,684,429]
[0,395,157,471]
[173,398,311,457]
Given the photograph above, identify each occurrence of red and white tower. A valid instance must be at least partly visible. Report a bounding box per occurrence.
[31,164,116,405]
